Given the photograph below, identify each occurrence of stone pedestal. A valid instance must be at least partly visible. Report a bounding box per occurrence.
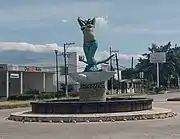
[69,71,116,101]
[79,81,106,101]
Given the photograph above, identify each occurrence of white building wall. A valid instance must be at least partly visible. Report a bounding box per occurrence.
[66,52,85,73]
[23,72,44,92]
[45,73,55,92]
[0,64,55,97]
[67,52,77,73]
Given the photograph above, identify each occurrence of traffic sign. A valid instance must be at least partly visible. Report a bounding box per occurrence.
[150,52,166,63]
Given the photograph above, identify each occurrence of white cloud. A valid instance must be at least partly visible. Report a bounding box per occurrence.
[118,53,144,60]
[0,42,83,53]
[96,50,143,61]
[0,41,142,66]
[96,16,108,27]
[61,19,68,23]
[0,42,59,52]
[113,25,180,35]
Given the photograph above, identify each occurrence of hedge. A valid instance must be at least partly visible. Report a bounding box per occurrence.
[7,92,79,101]
[7,94,36,101]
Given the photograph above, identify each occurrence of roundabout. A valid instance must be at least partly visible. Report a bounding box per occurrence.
[8,107,176,123]
[2,92,180,139]
[6,17,177,124]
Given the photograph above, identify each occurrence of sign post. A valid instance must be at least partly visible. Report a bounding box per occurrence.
[156,63,160,88]
[150,52,166,88]
[140,72,144,93]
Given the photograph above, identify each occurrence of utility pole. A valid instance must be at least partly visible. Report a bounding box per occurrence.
[63,44,68,97]
[115,53,121,93]
[109,47,113,94]
[64,42,75,97]
[54,50,59,97]
[131,57,134,93]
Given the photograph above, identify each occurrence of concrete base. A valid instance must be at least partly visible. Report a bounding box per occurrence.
[8,107,177,123]
[79,88,106,101]
[79,81,106,101]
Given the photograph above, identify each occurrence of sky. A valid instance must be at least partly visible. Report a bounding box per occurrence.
[0,0,180,67]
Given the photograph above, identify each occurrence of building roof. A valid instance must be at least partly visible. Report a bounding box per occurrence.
[0,63,55,73]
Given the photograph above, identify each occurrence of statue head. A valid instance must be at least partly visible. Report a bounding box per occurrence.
[77,17,96,31]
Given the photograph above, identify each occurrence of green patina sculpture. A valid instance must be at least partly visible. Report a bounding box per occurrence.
[77,17,114,72]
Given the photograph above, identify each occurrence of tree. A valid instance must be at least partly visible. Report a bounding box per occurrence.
[121,68,139,79]
[135,42,180,87]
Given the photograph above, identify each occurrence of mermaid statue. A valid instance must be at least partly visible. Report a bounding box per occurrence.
[77,17,114,72]
[69,17,116,100]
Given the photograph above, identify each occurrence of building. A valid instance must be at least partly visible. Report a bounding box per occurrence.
[58,52,85,75]
[67,52,86,73]
[58,52,85,92]
[0,64,55,98]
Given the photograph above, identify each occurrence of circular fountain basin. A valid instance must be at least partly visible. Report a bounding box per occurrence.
[31,98,153,114]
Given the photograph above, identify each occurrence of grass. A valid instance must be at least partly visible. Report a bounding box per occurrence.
[0,96,79,110]
[0,100,32,109]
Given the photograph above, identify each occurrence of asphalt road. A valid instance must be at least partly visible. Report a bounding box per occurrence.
[0,92,180,139]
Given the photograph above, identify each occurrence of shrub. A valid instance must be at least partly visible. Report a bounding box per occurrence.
[154,87,163,94]
[68,92,79,97]
[36,92,55,100]
[7,91,78,101]
[7,94,36,101]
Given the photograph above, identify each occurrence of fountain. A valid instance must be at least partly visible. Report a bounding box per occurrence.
[8,17,176,123]
[30,17,153,114]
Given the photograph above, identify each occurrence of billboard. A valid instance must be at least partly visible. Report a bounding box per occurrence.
[150,52,166,63]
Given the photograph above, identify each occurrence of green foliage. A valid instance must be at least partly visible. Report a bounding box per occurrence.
[8,92,55,101]
[154,87,162,94]
[135,42,180,87]
[7,94,36,101]
[121,68,139,79]
[36,92,55,100]
[7,91,79,101]
[68,92,79,97]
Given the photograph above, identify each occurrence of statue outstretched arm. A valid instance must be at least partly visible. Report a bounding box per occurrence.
[77,17,85,27]
[96,54,115,65]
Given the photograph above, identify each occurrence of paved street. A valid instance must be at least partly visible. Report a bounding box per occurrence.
[0,92,180,139]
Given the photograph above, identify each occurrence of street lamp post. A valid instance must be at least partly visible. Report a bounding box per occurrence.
[63,42,75,97]
[54,50,59,97]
